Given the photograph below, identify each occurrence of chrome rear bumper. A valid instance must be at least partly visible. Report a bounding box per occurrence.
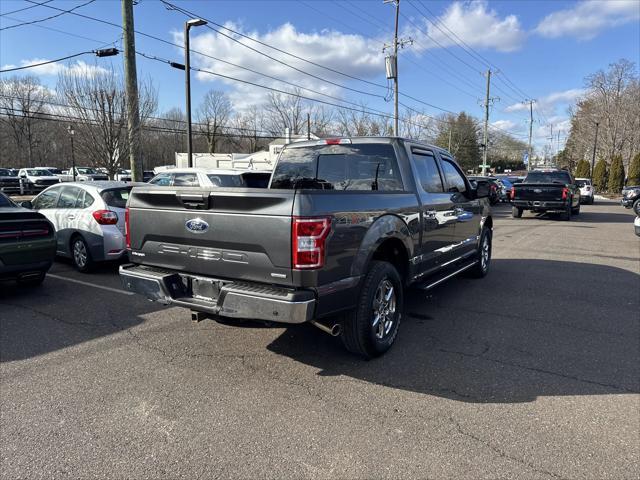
[119,264,315,324]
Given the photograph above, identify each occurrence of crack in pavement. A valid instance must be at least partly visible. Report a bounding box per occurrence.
[449,416,563,479]
[0,301,101,328]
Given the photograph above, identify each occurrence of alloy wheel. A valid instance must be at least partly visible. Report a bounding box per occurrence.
[372,279,396,339]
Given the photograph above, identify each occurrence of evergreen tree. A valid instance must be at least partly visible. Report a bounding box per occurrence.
[434,112,480,172]
[627,153,640,186]
[574,159,591,178]
[607,155,625,193]
[592,158,608,192]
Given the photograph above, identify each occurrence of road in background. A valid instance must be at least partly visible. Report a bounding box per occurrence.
[1,200,638,479]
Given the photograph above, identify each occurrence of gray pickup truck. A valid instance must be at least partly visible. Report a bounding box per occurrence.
[120,137,493,358]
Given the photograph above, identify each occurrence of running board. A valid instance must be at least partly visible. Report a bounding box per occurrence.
[413,260,478,291]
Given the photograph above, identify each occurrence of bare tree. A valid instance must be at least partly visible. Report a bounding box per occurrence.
[197,90,232,153]
[56,65,157,177]
[264,89,304,136]
[0,75,51,167]
[565,59,640,171]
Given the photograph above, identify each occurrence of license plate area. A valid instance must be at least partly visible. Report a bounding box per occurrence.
[190,276,225,302]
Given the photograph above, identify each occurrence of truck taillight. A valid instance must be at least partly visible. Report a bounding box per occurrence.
[125,208,130,249]
[562,187,569,200]
[92,209,118,225]
[510,187,515,200]
[292,217,331,269]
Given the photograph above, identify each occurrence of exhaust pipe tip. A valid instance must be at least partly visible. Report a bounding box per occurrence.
[310,320,342,337]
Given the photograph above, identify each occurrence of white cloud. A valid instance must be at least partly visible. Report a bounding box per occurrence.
[535,0,640,40]
[491,119,518,131]
[505,88,586,116]
[178,22,385,109]
[1,59,109,77]
[408,0,526,53]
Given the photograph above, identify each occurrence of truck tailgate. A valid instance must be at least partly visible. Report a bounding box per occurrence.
[127,187,295,286]
[514,183,565,201]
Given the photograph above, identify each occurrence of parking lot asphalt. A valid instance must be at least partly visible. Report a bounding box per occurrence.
[1,200,638,479]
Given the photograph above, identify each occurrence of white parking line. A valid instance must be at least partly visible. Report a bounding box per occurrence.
[47,273,134,296]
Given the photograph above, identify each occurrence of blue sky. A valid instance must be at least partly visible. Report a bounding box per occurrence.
[1,0,639,150]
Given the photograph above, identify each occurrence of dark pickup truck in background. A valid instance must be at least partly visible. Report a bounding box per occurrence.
[510,169,581,220]
[120,137,493,358]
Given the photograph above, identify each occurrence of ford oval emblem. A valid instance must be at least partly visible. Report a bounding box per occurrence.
[185,218,209,234]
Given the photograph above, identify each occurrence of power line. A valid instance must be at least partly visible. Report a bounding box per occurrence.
[160,0,389,91]
[0,0,95,31]
[0,0,53,17]
[0,51,93,73]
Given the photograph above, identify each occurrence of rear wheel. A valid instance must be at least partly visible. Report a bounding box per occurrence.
[512,206,523,218]
[341,261,403,359]
[71,235,94,273]
[633,199,640,216]
[572,202,581,215]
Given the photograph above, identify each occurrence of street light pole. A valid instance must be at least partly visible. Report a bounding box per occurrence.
[184,18,207,168]
[67,125,76,182]
[590,121,599,183]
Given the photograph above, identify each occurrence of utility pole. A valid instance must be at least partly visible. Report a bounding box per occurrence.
[448,127,452,152]
[307,112,311,140]
[121,0,143,182]
[526,99,535,171]
[184,18,207,168]
[67,125,76,181]
[383,0,411,137]
[481,69,498,175]
[547,124,554,166]
[590,121,599,182]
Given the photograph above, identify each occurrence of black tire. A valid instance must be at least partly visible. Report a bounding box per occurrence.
[562,205,571,221]
[512,206,523,218]
[468,227,492,278]
[572,203,580,215]
[341,261,403,359]
[71,235,94,273]
[633,199,640,216]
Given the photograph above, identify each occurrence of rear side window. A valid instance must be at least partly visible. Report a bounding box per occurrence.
[207,174,243,187]
[242,173,271,188]
[271,144,403,191]
[440,159,467,194]
[412,151,444,193]
[101,188,131,209]
[76,190,95,209]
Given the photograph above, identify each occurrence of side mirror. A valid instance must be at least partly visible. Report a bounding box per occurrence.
[20,201,33,209]
[475,180,491,199]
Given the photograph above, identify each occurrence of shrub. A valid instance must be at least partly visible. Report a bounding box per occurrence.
[592,159,608,192]
[627,153,640,186]
[607,155,625,193]
[574,159,591,178]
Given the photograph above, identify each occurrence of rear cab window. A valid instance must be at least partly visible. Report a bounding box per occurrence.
[525,171,572,184]
[270,143,404,191]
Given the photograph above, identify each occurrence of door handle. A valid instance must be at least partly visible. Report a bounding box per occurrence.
[67,214,76,220]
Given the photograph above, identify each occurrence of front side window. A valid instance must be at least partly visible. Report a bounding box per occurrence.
[412,151,444,193]
[440,159,467,194]
[207,174,243,187]
[57,186,82,209]
[271,143,403,191]
[172,173,199,187]
[76,168,97,175]
[33,188,61,209]
[149,173,172,186]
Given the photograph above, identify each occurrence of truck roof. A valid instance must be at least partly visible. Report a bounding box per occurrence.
[282,136,451,155]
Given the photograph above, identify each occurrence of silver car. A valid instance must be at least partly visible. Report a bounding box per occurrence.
[24,181,132,272]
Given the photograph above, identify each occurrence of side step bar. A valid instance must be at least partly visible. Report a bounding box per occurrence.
[413,260,478,291]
